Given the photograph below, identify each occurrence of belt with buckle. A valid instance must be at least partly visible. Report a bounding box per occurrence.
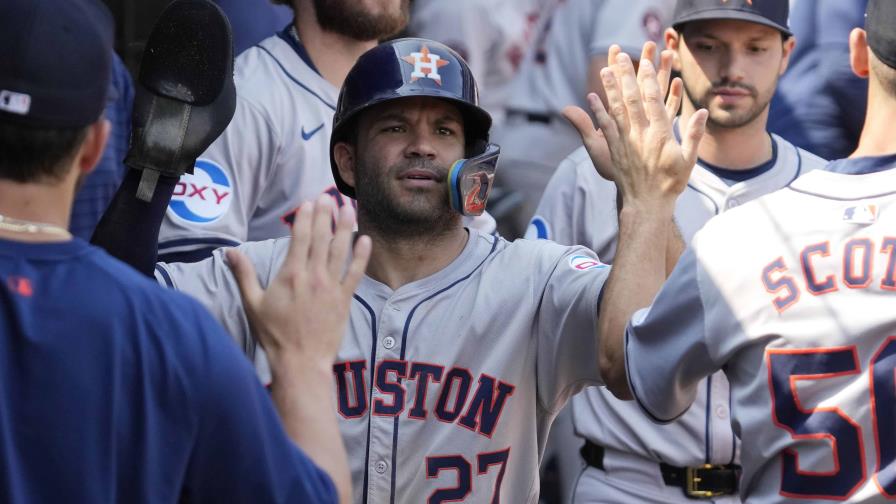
[580,440,740,499]
[507,110,552,124]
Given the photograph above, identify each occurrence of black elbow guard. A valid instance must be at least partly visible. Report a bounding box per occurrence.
[125,0,236,202]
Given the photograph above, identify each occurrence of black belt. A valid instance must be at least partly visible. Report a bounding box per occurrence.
[580,440,740,500]
[507,110,552,124]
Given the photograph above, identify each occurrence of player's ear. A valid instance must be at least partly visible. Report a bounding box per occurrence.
[664,28,682,71]
[77,118,111,176]
[333,141,358,190]
[778,35,796,76]
[849,28,871,79]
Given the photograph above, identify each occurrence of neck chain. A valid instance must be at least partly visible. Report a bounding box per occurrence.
[0,213,71,238]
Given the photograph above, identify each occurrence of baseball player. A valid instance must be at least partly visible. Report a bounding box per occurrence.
[533,1,828,501]
[115,37,709,503]
[156,0,412,263]
[0,0,370,502]
[492,0,674,236]
[408,0,547,126]
[597,0,896,501]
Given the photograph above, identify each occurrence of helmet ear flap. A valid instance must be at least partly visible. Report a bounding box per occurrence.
[448,143,500,217]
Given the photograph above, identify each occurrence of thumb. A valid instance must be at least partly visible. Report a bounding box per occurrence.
[226,248,264,311]
[562,105,598,145]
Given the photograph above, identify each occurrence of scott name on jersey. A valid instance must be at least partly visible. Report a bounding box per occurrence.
[762,230,896,312]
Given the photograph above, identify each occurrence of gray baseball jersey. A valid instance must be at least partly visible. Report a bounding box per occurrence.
[504,0,671,116]
[626,155,896,502]
[155,228,609,503]
[158,30,495,260]
[528,129,827,500]
[159,30,341,258]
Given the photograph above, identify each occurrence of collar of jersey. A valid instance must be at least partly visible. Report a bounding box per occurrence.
[0,236,90,259]
[824,152,896,175]
[673,117,778,184]
[276,24,322,77]
[700,141,778,184]
[359,228,491,297]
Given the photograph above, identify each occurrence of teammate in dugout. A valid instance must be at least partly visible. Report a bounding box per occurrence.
[531,0,828,501]
[155,0,410,263]
[92,35,708,501]
[0,0,370,502]
[596,0,896,501]
[155,0,496,265]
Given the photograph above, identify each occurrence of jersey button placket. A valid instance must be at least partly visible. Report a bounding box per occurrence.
[381,302,400,353]
[366,300,402,500]
[715,404,728,419]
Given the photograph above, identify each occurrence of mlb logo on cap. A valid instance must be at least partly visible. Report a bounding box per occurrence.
[0,90,31,115]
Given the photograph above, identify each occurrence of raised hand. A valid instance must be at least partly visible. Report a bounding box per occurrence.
[226,195,371,372]
[563,42,686,184]
[597,50,706,208]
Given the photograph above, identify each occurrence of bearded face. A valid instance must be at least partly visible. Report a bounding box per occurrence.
[680,68,776,130]
[313,0,409,41]
[354,155,459,239]
[676,20,790,130]
[339,97,466,239]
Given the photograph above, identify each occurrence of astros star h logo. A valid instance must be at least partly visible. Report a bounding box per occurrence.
[401,45,450,85]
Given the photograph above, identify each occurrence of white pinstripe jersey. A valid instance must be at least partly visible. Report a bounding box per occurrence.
[527,132,827,469]
[627,156,896,502]
[155,228,609,503]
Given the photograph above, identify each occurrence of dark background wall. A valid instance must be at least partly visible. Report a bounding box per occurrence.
[101,0,296,74]
[102,0,171,73]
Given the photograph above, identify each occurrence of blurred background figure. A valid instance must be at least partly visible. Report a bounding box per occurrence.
[767,0,869,160]
[491,0,675,238]
[154,0,414,263]
[408,0,548,127]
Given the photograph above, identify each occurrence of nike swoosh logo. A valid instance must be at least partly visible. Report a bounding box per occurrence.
[301,123,325,141]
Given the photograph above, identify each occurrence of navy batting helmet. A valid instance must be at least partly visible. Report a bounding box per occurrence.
[329,38,493,199]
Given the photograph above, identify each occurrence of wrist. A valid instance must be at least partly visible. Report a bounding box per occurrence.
[617,197,676,222]
[267,351,333,387]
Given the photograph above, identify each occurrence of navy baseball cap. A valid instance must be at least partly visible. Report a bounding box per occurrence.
[0,0,114,128]
[866,0,896,70]
[673,0,791,36]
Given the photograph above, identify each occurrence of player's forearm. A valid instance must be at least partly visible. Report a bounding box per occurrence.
[599,204,672,400]
[269,360,352,504]
[666,220,686,276]
[91,168,176,276]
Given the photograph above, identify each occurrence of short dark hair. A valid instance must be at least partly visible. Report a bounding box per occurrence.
[871,53,896,98]
[0,120,88,182]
